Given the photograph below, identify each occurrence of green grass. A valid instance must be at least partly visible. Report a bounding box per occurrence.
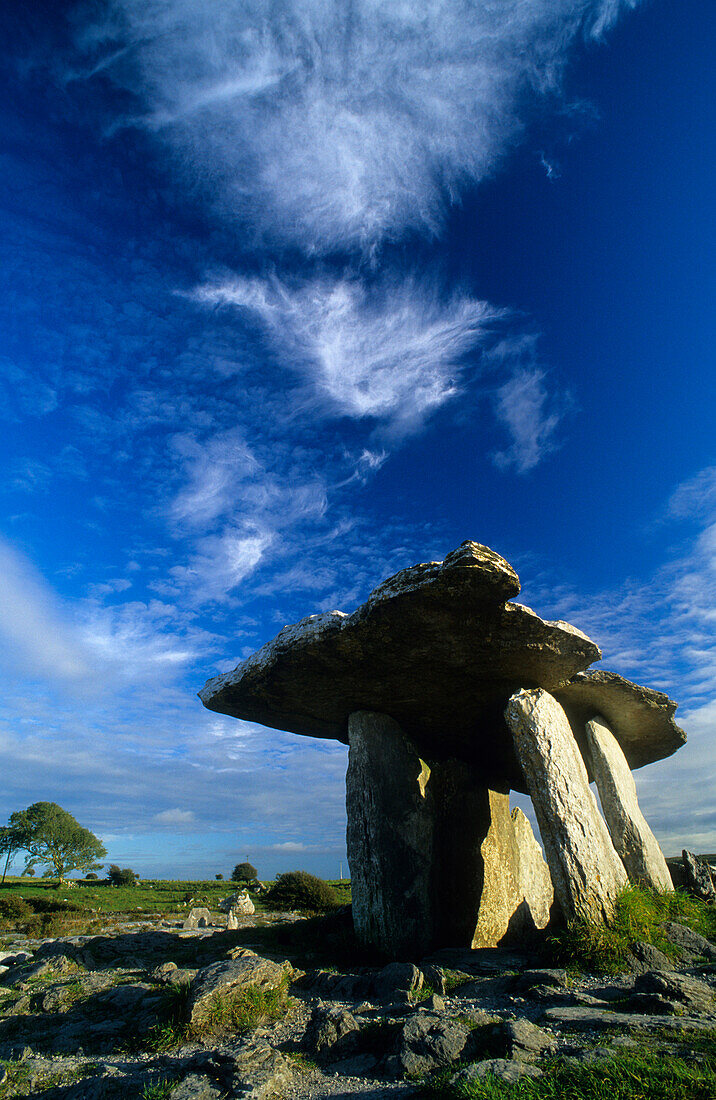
[141,1078,178,1099]
[549,886,716,974]
[425,1046,716,1099]
[145,975,290,1051]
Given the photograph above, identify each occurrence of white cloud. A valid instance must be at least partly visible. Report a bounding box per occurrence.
[492,368,563,473]
[77,0,642,254]
[195,273,499,434]
[153,808,197,827]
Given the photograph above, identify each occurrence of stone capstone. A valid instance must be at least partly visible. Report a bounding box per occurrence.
[200,540,601,787]
[554,670,685,771]
[505,688,628,923]
[585,715,673,892]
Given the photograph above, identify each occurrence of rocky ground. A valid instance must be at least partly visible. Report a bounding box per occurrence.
[0,911,715,1098]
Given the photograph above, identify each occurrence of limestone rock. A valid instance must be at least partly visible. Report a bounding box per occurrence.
[395,1011,479,1076]
[218,891,255,915]
[183,907,213,930]
[305,1005,359,1060]
[200,540,600,785]
[503,1017,557,1062]
[585,715,673,892]
[473,796,554,947]
[632,969,714,1014]
[451,1060,543,1087]
[682,850,716,902]
[186,956,288,1027]
[372,962,424,1002]
[505,689,628,923]
[554,670,686,771]
[346,711,434,957]
[660,921,716,962]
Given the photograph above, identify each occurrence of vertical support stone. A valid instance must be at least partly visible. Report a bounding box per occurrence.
[586,715,673,893]
[475,801,554,947]
[506,688,628,924]
[346,711,434,958]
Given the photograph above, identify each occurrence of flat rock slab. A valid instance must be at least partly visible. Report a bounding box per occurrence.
[555,670,685,769]
[200,541,600,782]
[542,1005,716,1032]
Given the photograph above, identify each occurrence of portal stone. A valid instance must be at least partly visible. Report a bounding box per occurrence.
[505,689,628,923]
[474,800,554,947]
[585,716,673,893]
[346,711,434,957]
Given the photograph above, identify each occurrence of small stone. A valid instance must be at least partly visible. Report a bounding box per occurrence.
[395,1011,479,1076]
[627,941,674,974]
[451,1059,543,1087]
[421,993,445,1012]
[503,1017,557,1061]
[660,921,716,961]
[372,963,424,1002]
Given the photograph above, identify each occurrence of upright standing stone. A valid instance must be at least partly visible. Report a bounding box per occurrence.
[346,711,434,957]
[506,689,628,924]
[474,802,555,947]
[585,716,673,893]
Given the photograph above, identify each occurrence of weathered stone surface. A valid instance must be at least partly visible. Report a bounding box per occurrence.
[186,956,288,1027]
[200,541,600,784]
[225,1041,295,1099]
[682,850,716,902]
[503,1017,557,1061]
[219,891,255,915]
[170,1074,223,1100]
[585,716,673,892]
[372,962,424,1002]
[505,689,628,923]
[660,921,716,961]
[395,1011,480,1076]
[183,907,213,930]
[542,1005,715,1032]
[346,711,434,957]
[631,970,715,1014]
[473,798,554,947]
[451,1059,543,1087]
[305,1005,360,1061]
[554,670,686,771]
[627,942,674,974]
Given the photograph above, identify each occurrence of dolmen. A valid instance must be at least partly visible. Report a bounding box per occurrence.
[200,541,685,958]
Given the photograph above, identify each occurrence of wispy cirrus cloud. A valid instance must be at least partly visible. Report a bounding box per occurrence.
[194,274,501,435]
[76,0,640,254]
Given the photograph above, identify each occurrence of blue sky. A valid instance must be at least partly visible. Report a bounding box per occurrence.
[0,0,714,879]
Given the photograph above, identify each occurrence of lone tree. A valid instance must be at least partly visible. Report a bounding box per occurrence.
[231,861,258,885]
[7,802,106,884]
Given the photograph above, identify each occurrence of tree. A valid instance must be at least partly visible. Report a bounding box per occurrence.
[8,802,106,884]
[215,873,223,880]
[108,865,137,886]
[0,822,25,885]
[232,862,258,884]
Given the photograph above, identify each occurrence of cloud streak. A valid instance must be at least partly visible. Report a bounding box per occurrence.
[78,0,641,254]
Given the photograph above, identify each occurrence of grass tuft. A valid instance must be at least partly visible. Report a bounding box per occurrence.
[549,886,716,974]
[424,1046,716,1099]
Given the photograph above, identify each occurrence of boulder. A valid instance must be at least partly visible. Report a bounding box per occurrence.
[219,892,255,915]
[660,921,716,962]
[585,715,672,892]
[372,962,424,1002]
[304,1005,360,1061]
[394,1010,482,1076]
[186,956,288,1027]
[503,1017,557,1062]
[346,711,434,957]
[631,969,714,1014]
[505,689,628,923]
[682,850,716,902]
[200,540,601,788]
[183,907,213,931]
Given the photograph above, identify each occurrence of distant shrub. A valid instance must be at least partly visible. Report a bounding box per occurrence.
[231,862,258,884]
[24,867,35,877]
[0,896,32,920]
[215,873,223,880]
[265,871,339,913]
[85,872,99,881]
[108,864,138,886]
